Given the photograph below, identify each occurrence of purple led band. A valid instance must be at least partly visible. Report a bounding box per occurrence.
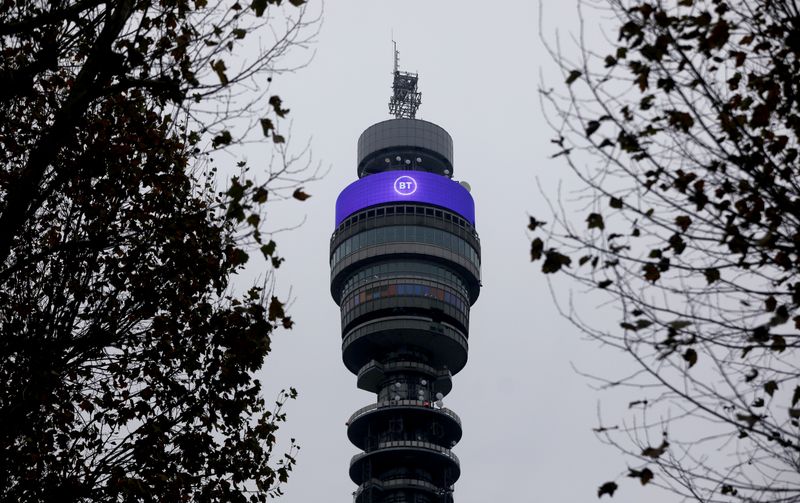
[335,171,475,227]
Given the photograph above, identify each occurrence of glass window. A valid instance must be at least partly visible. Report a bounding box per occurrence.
[340,260,472,298]
[333,228,479,271]
[424,227,434,244]
[343,279,468,313]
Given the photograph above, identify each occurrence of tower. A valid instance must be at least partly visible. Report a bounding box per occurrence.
[330,48,481,503]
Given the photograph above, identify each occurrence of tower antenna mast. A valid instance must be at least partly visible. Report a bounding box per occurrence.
[388,41,421,119]
[393,40,398,74]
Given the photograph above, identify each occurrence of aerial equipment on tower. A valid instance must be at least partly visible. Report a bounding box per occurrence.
[388,41,422,119]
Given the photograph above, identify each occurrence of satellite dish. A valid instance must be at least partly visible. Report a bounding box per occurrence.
[459,181,471,192]
[435,392,444,400]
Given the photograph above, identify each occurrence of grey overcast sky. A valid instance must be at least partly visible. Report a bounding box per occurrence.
[242,1,674,502]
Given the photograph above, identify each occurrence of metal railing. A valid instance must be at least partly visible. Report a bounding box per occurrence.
[354,478,447,499]
[357,359,452,381]
[331,204,480,242]
[342,317,468,351]
[350,440,460,466]
[347,400,461,427]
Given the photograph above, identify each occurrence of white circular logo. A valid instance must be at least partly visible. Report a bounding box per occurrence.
[393,175,418,196]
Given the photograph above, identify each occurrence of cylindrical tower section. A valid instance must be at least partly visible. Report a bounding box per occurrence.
[332,118,480,503]
[357,119,454,178]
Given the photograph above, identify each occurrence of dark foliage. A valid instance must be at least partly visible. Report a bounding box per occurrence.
[0,1,316,501]
[536,0,800,500]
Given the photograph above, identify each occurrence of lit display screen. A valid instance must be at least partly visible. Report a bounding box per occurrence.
[335,171,475,227]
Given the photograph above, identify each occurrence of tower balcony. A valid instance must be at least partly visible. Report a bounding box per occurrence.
[354,477,453,503]
[346,399,462,451]
[357,360,452,396]
[341,317,468,375]
[340,293,470,336]
[330,204,479,258]
[349,440,461,486]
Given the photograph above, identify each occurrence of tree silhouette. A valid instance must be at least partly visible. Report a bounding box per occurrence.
[0,1,319,501]
[535,0,800,500]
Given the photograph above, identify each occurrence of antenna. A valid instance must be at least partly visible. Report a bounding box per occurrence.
[388,41,421,119]
[393,40,399,74]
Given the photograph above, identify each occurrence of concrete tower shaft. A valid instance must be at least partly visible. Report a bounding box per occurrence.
[331,118,480,503]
